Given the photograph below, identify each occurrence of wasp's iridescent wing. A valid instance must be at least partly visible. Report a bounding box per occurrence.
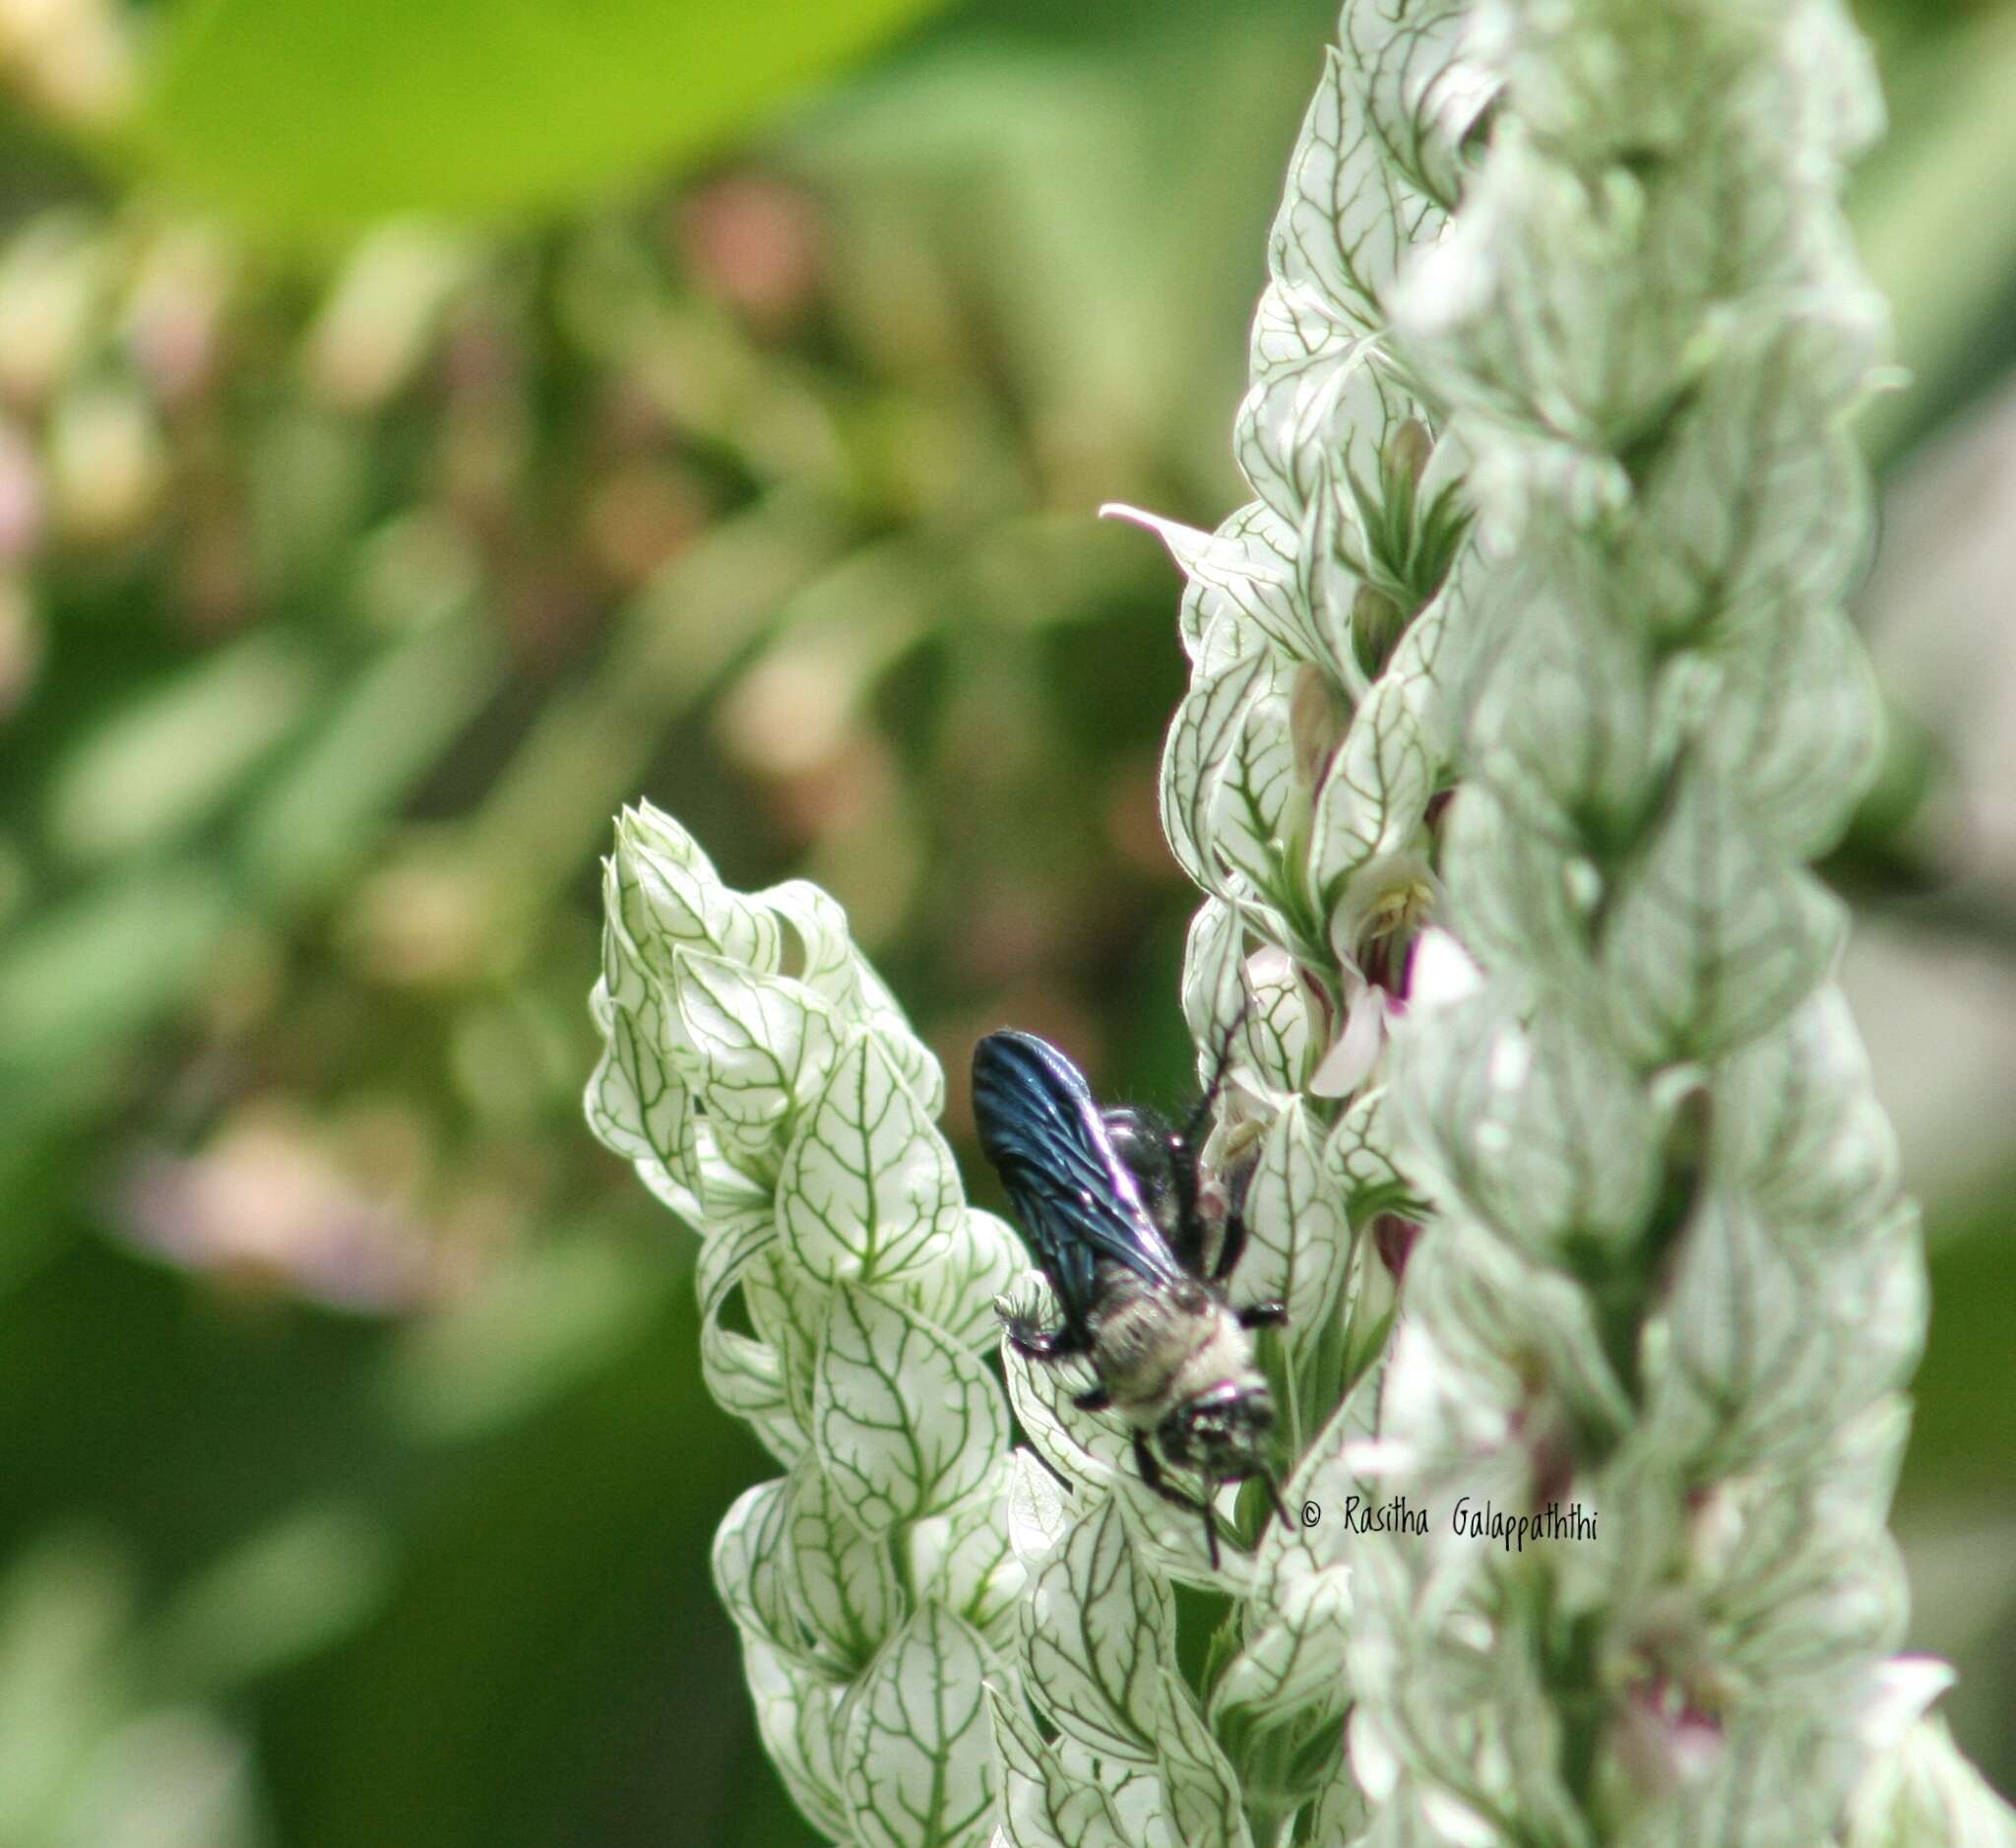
[971,1030,1186,1332]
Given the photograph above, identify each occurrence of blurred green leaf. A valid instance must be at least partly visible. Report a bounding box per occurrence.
[1854,7,2016,458]
[141,0,950,233]
[239,613,501,906]
[0,868,227,1079]
[383,1232,671,1442]
[150,1502,392,1693]
[0,1535,135,1842]
[48,637,316,867]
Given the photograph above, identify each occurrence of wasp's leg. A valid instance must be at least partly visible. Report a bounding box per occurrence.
[1131,1433,1201,1511]
[1029,1447,1076,1496]
[999,1305,1089,1364]
[1130,1433,1221,1568]
[1072,1383,1112,1412]
[1212,1210,1246,1282]
[1236,1298,1289,1330]
[1200,1477,1222,1571]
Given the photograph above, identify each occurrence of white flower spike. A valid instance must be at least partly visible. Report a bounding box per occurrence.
[589,802,1015,1847]
[1355,3,2011,1845]
[589,4,2012,1844]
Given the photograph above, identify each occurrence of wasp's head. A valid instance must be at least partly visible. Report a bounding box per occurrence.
[1157,1379,1276,1481]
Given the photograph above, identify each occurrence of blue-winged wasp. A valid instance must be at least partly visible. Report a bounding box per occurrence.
[971,1029,1291,1566]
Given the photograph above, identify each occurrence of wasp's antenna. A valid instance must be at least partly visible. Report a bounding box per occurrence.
[1180,989,1254,1149]
[1201,1480,1221,1571]
[1262,1467,1292,1534]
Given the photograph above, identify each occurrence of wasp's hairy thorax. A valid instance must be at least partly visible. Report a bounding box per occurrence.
[1088,1264,1277,1486]
[1088,1267,1261,1428]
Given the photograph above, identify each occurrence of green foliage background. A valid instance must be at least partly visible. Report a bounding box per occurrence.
[0,0,2010,1841]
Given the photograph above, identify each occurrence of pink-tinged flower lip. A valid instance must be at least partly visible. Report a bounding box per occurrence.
[1849,1656,1958,1755]
[1309,984,1393,1096]
[1405,925,1482,1008]
[1615,1678,1725,1795]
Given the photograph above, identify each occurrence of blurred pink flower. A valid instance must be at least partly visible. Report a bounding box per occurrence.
[118,1112,445,1313]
